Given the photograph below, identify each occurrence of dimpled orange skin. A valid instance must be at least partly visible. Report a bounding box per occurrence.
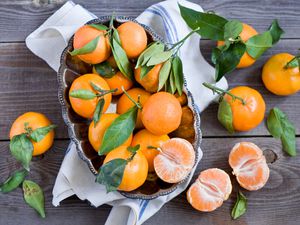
[103,146,148,191]
[103,71,133,96]
[88,114,132,152]
[218,23,258,68]
[69,74,112,119]
[117,21,147,59]
[131,129,169,172]
[73,25,111,64]
[142,92,182,135]
[262,53,300,95]
[117,88,151,128]
[224,86,266,132]
[134,64,163,93]
[9,112,54,156]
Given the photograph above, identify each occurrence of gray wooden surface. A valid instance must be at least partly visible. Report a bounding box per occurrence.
[0,0,299,225]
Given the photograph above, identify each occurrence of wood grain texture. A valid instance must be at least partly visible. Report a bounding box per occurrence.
[0,0,300,41]
[0,138,299,225]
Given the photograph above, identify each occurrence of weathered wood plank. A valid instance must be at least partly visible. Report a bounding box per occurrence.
[0,138,299,225]
[0,0,300,42]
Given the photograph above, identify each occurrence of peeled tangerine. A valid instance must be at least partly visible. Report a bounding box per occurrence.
[187,168,232,212]
[229,142,270,191]
[154,138,195,183]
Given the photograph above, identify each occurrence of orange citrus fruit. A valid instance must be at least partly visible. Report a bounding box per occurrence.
[262,53,300,95]
[131,129,169,172]
[103,71,133,96]
[117,21,147,59]
[103,145,148,191]
[73,25,111,64]
[89,113,132,152]
[134,64,163,93]
[9,112,55,156]
[187,168,232,212]
[154,138,195,183]
[218,23,258,68]
[141,92,182,135]
[223,86,266,131]
[229,142,270,191]
[117,88,151,128]
[69,74,112,119]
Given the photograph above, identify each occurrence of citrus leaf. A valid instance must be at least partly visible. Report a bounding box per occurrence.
[231,191,247,220]
[69,89,97,99]
[99,106,138,155]
[127,144,140,153]
[89,24,108,31]
[268,19,284,45]
[158,58,172,91]
[214,42,246,82]
[23,180,45,218]
[29,125,56,142]
[136,42,165,68]
[267,108,283,138]
[94,61,117,78]
[169,70,176,94]
[90,82,105,93]
[0,169,28,193]
[218,99,234,134]
[93,99,105,127]
[140,65,154,79]
[172,55,184,95]
[146,51,172,66]
[96,158,127,192]
[245,31,272,59]
[69,36,99,56]
[179,4,228,41]
[284,56,299,69]
[224,20,243,47]
[10,134,33,171]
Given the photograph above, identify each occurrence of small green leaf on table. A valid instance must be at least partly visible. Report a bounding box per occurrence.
[268,19,284,45]
[94,61,117,78]
[0,169,28,193]
[218,99,234,134]
[69,89,97,99]
[245,31,272,59]
[69,36,100,56]
[158,58,172,91]
[29,125,56,142]
[93,99,105,126]
[231,191,247,220]
[172,55,184,95]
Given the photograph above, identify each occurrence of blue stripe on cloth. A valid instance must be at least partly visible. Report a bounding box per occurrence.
[65,142,73,155]
[138,200,150,221]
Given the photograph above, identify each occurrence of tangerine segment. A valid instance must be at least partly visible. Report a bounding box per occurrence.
[88,113,132,152]
[103,71,133,96]
[103,146,148,191]
[131,129,169,172]
[229,142,270,191]
[154,138,195,183]
[187,168,232,212]
[9,112,54,156]
[69,74,112,119]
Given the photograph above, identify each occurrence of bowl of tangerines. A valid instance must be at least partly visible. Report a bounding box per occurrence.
[57,16,201,199]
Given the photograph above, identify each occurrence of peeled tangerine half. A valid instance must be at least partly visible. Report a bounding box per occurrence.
[229,142,270,191]
[154,138,195,183]
[187,168,232,212]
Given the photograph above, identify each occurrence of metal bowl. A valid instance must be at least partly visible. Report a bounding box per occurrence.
[57,16,202,200]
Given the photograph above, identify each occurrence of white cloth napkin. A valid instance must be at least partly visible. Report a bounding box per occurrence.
[26,0,228,225]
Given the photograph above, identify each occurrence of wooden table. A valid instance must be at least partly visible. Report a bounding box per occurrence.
[0,0,299,224]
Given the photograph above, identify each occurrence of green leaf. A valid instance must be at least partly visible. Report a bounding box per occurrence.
[10,134,33,171]
[224,20,243,47]
[218,99,235,134]
[69,36,100,56]
[172,55,184,95]
[169,71,176,94]
[96,158,127,192]
[89,24,108,31]
[127,144,140,153]
[268,19,284,45]
[140,65,154,80]
[245,31,272,59]
[69,89,97,99]
[110,30,133,80]
[93,99,105,126]
[267,107,296,156]
[231,191,247,220]
[23,180,45,218]
[146,51,172,66]
[99,106,138,155]
[29,125,56,142]
[136,42,165,68]
[90,82,105,93]
[0,169,28,193]
[158,58,172,91]
[94,61,117,78]
[179,4,228,41]
[214,42,246,82]
[284,56,299,69]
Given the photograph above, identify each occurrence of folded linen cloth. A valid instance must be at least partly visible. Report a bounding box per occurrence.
[26,0,228,224]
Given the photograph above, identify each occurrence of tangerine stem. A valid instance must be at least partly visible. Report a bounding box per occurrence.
[283,55,300,70]
[121,86,142,109]
[202,82,246,105]
[96,88,118,97]
[147,146,162,153]
[168,27,201,51]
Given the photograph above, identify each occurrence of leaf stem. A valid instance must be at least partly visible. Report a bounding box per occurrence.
[168,27,200,52]
[202,82,246,105]
[121,87,142,109]
[96,88,118,96]
[283,55,300,70]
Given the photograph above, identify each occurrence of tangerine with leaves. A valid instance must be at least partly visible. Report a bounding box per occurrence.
[187,168,232,212]
[229,142,270,191]
[10,112,55,156]
[73,25,111,64]
[141,92,182,135]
